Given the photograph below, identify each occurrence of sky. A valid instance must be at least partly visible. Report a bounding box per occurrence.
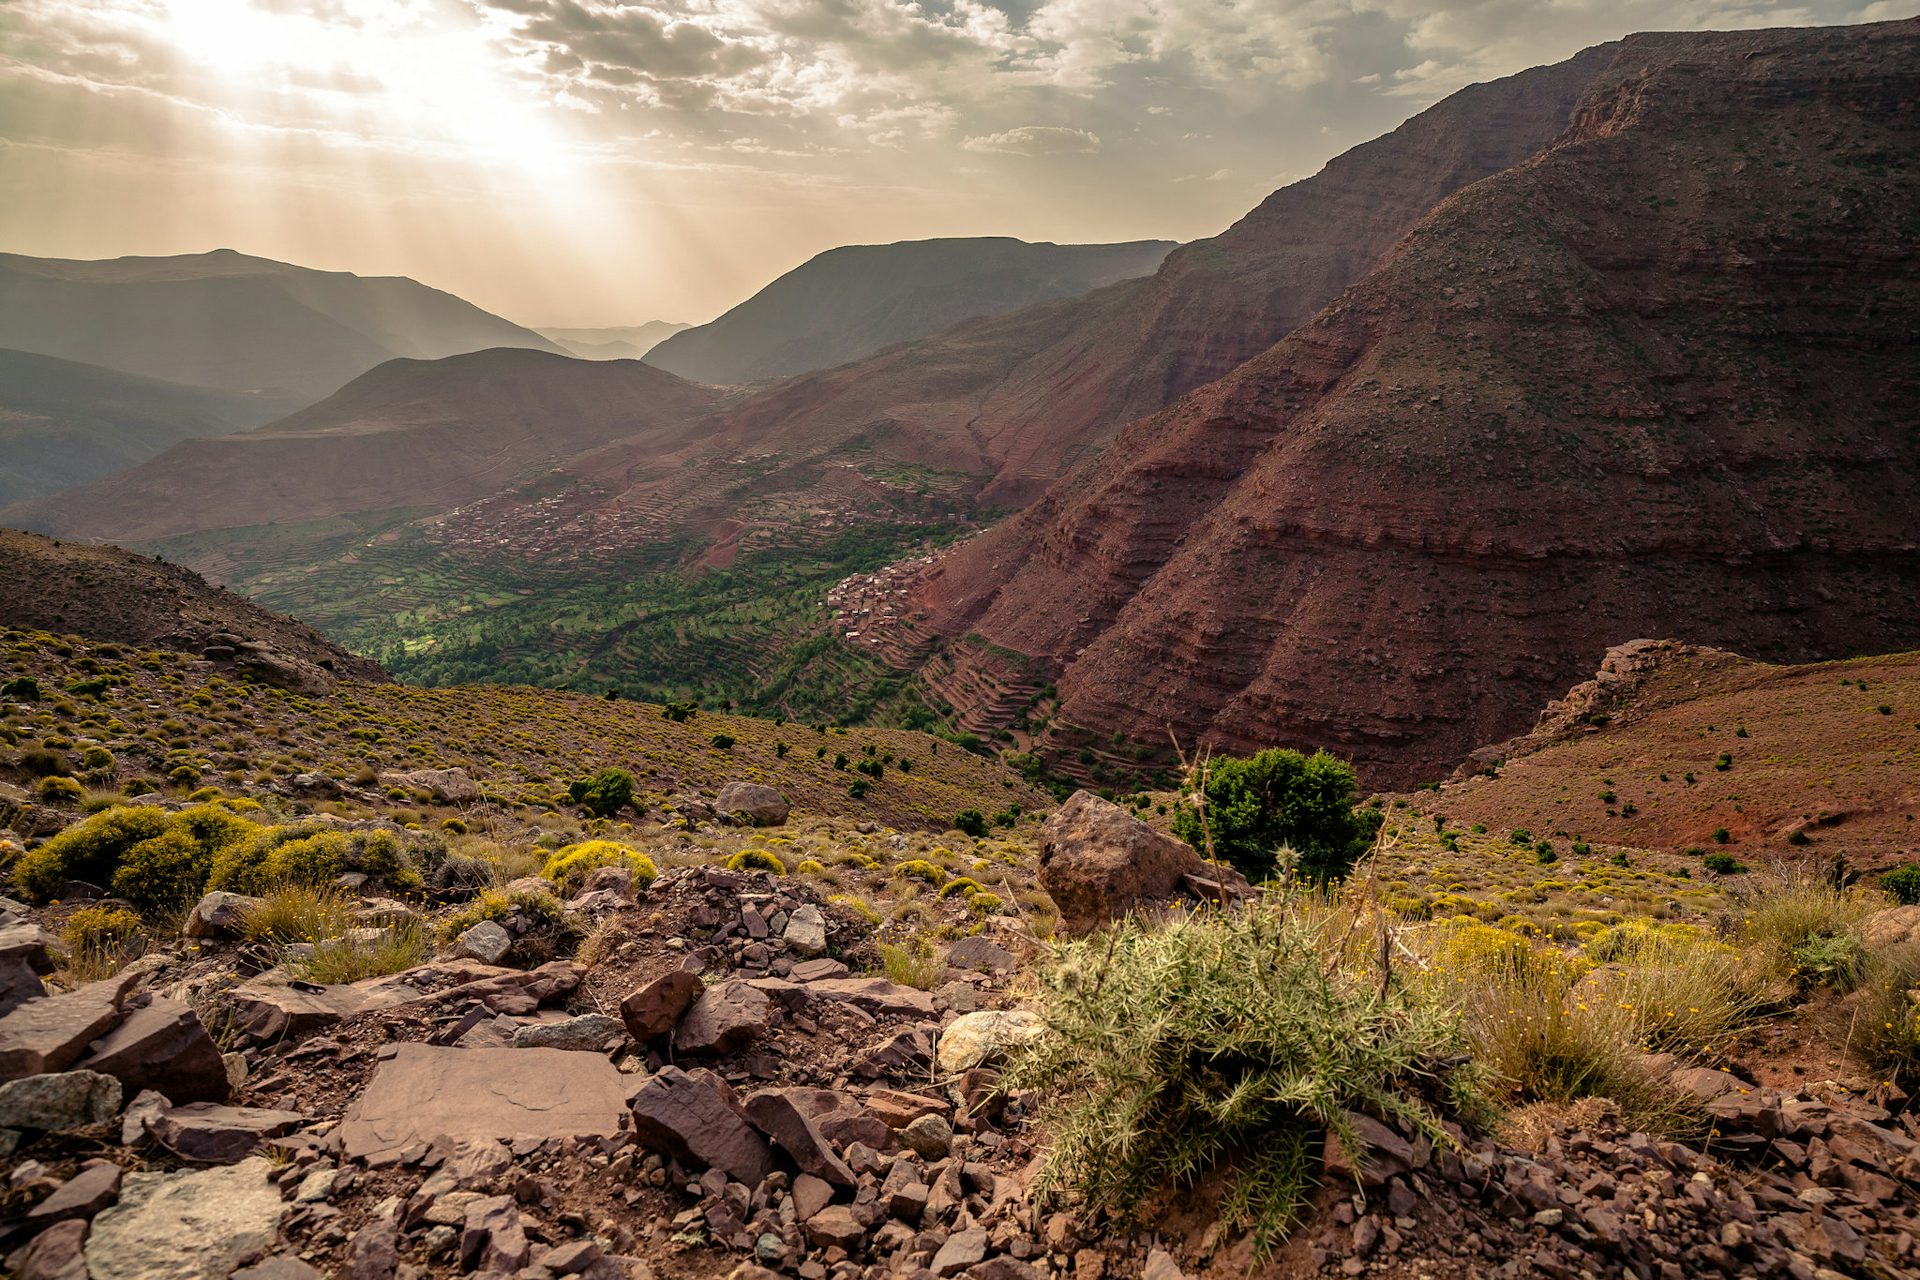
[0,1,1903,327]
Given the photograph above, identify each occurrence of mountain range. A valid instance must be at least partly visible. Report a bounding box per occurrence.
[0,348,281,505]
[0,248,561,402]
[872,17,1920,786]
[539,323,690,361]
[5,16,1915,790]
[642,237,1176,386]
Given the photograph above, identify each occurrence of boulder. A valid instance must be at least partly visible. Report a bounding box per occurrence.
[0,971,140,1081]
[675,980,770,1055]
[0,1070,122,1131]
[454,920,513,965]
[376,767,479,803]
[77,997,231,1104]
[7,1219,89,1280]
[460,1195,530,1272]
[946,935,1016,974]
[620,970,704,1041]
[149,1103,303,1164]
[899,1113,954,1160]
[789,958,849,982]
[1863,904,1920,951]
[26,1162,122,1224]
[936,1011,1044,1073]
[742,1089,856,1188]
[184,892,264,940]
[0,922,54,1015]
[338,1043,627,1163]
[782,1088,892,1151]
[782,904,828,958]
[86,1157,284,1280]
[510,1013,624,1052]
[802,1204,867,1251]
[628,1066,776,1184]
[716,782,790,827]
[932,1228,988,1277]
[1037,790,1250,935]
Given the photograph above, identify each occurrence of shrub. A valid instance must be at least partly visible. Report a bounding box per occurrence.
[953,809,988,838]
[292,920,428,984]
[439,887,578,964]
[34,775,85,805]
[18,748,68,778]
[1702,852,1746,875]
[938,876,982,899]
[877,937,943,990]
[1739,871,1878,989]
[1171,748,1378,883]
[710,733,735,751]
[1712,829,1731,844]
[14,805,245,906]
[1443,941,1701,1137]
[894,858,947,887]
[239,885,358,948]
[725,848,786,875]
[661,701,697,723]
[60,905,146,980]
[80,746,115,771]
[567,769,633,818]
[1847,945,1920,1085]
[210,822,423,895]
[1009,893,1481,1255]
[795,858,825,875]
[544,840,657,894]
[968,891,1004,916]
[1881,865,1920,906]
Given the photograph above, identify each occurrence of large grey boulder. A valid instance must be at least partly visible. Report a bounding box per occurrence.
[936,1010,1044,1074]
[1038,790,1250,935]
[781,904,828,958]
[86,1157,285,1280]
[715,782,789,827]
[0,1070,122,1131]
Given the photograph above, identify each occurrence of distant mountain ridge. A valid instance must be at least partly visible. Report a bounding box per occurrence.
[643,237,1176,385]
[4,348,723,542]
[0,248,563,402]
[0,348,285,506]
[539,323,690,361]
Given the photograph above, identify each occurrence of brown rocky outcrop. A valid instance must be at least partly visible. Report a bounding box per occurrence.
[1038,791,1250,935]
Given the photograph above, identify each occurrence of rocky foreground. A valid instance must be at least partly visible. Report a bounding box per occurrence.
[1,787,1919,1279]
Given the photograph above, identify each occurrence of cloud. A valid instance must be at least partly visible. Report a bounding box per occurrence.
[961,124,1100,154]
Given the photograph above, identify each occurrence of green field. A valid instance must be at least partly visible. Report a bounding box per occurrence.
[150,517,961,726]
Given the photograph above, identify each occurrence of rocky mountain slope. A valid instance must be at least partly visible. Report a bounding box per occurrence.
[1420,639,1920,870]
[0,528,385,684]
[4,619,1920,1280]
[539,323,690,361]
[0,349,286,506]
[863,17,1920,789]
[643,237,1175,386]
[4,349,724,543]
[0,249,562,403]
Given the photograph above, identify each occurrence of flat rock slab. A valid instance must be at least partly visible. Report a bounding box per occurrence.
[795,977,937,1019]
[87,1157,284,1280]
[151,1103,304,1164]
[337,1043,627,1164]
[0,973,139,1082]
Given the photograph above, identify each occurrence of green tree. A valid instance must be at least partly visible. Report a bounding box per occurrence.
[953,809,988,838]
[567,768,634,818]
[1172,748,1378,883]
